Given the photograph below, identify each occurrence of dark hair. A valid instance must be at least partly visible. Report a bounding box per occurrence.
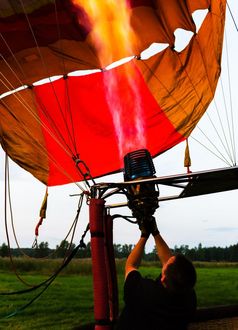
[164,254,196,293]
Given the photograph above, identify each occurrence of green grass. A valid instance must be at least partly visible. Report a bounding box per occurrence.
[0,259,237,329]
[195,267,238,306]
[0,274,94,330]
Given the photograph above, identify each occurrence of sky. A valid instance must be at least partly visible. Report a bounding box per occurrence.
[0,1,238,252]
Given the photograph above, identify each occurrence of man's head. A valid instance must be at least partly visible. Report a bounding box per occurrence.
[161,254,196,293]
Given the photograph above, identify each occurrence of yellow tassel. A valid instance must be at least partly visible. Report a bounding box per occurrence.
[39,187,48,219]
[184,139,191,171]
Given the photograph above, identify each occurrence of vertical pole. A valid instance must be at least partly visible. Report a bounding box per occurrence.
[89,198,111,330]
[104,214,119,323]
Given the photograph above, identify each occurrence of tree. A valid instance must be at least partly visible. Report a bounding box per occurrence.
[55,240,76,258]
[77,242,91,258]
[0,243,8,257]
[34,241,50,258]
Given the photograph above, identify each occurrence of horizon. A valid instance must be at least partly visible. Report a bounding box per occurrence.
[0,0,237,253]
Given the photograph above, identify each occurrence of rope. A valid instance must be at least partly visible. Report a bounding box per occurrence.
[1,0,236,178]
[1,96,86,191]
[3,156,86,289]
[206,13,238,167]
[139,5,236,167]
[0,36,27,83]
[227,1,238,32]
[61,193,84,262]
[0,38,79,162]
[0,220,89,297]
[65,77,78,153]
[0,196,89,318]
[140,58,232,167]
[223,25,236,164]
[176,40,234,166]
[0,190,86,299]
[0,52,27,91]
[19,0,51,80]
[78,223,90,248]
[0,2,93,188]
[1,32,94,191]
[4,155,34,287]
[192,4,237,166]
[0,241,83,319]
[18,0,80,158]
[212,90,234,164]
[195,126,232,166]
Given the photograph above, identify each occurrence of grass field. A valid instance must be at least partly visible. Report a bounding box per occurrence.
[0,259,237,329]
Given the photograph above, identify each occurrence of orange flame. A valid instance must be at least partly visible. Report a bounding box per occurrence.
[72,0,136,66]
[72,0,146,160]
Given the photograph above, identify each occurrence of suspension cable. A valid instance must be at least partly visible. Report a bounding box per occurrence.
[141,58,232,166]
[140,4,237,167]
[227,1,238,32]
[1,0,83,160]
[0,13,94,188]
[19,0,51,80]
[223,23,237,164]
[0,241,83,319]
[18,0,80,157]
[4,154,86,288]
[0,96,86,191]
[4,155,33,287]
[176,38,235,166]
[0,228,89,298]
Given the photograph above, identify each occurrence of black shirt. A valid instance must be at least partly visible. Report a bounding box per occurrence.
[116,270,197,330]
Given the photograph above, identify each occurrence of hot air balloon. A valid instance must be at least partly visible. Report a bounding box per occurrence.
[1,0,238,329]
[0,0,233,186]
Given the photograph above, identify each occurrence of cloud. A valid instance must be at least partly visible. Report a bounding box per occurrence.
[205,227,238,232]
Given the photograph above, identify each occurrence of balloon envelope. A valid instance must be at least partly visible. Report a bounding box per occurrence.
[0,0,226,186]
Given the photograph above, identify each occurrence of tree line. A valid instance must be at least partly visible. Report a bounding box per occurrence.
[0,241,238,261]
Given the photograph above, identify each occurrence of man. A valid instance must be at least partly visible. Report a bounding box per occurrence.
[116,217,197,330]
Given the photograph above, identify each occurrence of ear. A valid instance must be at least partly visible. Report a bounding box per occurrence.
[161,273,166,286]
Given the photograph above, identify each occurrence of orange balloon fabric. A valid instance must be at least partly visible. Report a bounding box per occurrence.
[0,0,226,186]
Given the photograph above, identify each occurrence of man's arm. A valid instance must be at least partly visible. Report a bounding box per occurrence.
[144,217,173,266]
[153,232,173,266]
[125,236,147,279]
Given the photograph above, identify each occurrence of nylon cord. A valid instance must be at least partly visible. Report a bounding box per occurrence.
[0,242,83,318]
[1,1,237,176]
[1,174,84,293]
[18,0,88,165]
[227,1,238,32]
[190,135,231,166]
[4,155,34,287]
[178,37,234,166]
[19,0,51,80]
[33,90,77,157]
[141,58,232,166]
[140,5,236,168]
[1,97,86,190]
[0,3,95,186]
[17,4,72,143]
[224,27,237,164]
[1,71,89,190]
[0,44,27,85]
[65,77,78,154]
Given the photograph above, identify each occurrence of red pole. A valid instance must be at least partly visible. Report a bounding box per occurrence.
[89,198,111,330]
[104,214,119,323]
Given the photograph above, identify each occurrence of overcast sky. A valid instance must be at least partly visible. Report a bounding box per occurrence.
[0,1,237,252]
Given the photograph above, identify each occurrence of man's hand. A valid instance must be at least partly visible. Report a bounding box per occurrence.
[148,217,160,236]
[138,217,159,237]
[138,218,151,238]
